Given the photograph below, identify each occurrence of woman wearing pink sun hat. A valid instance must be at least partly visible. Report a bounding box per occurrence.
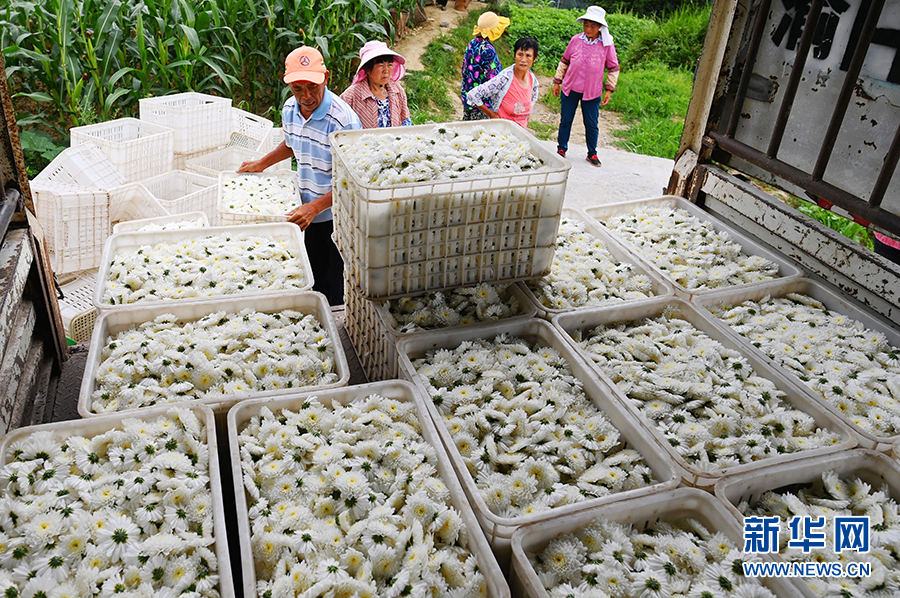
[341,40,411,129]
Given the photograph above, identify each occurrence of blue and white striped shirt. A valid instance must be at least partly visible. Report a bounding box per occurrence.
[282,90,361,223]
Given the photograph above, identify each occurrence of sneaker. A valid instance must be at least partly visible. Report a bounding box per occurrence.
[557,149,566,158]
[587,154,601,167]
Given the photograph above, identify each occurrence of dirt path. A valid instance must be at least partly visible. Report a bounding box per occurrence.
[393,2,624,150]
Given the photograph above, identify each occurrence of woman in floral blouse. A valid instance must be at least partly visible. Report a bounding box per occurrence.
[461,11,509,121]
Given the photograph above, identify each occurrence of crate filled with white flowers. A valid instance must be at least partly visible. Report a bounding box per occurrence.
[716,450,900,598]
[95,224,312,310]
[511,487,801,598]
[396,318,680,568]
[345,281,536,381]
[585,196,802,299]
[696,278,900,453]
[330,120,570,299]
[227,381,510,598]
[555,297,857,488]
[522,209,673,318]
[217,171,299,226]
[80,291,348,417]
[0,405,234,597]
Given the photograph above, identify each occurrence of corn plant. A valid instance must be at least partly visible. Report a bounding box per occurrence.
[1,0,405,133]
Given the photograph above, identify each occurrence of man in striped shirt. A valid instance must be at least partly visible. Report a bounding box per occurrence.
[239,46,361,306]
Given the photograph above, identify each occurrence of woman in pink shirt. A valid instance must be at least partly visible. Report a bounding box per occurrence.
[466,37,540,128]
[552,5,620,167]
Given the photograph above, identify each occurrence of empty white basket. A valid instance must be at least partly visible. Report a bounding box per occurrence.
[33,144,126,189]
[32,182,108,273]
[227,107,273,151]
[185,146,263,178]
[108,183,169,232]
[139,92,232,154]
[70,118,174,182]
[139,170,219,224]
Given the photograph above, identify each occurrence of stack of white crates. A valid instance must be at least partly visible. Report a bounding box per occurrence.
[333,120,570,381]
[32,93,283,275]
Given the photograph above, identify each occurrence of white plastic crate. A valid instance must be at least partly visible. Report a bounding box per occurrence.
[112,210,209,233]
[79,291,349,417]
[0,404,235,598]
[331,120,570,299]
[584,196,803,299]
[32,143,127,189]
[70,117,174,182]
[345,280,536,381]
[511,487,801,598]
[694,277,900,453]
[553,297,858,488]
[139,170,219,225]
[227,107,273,151]
[226,381,511,598]
[521,207,675,319]
[217,170,297,225]
[258,126,292,171]
[108,182,169,231]
[59,269,98,342]
[31,182,108,273]
[139,92,232,154]
[94,223,313,310]
[185,145,263,177]
[715,449,900,598]
[396,318,680,568]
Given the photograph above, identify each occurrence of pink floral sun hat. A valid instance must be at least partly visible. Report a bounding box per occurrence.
[353,41,406,84]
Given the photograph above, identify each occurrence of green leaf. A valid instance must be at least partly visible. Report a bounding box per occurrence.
[107,66,135,87]
[94,0,121,41]
[176,0,196,26]
[4,47,52,62]
[195,10,210,31]
[178,24,200,52]
[14,91,53,102]
[314,35,330,60]
[103,86,132,112]
[99,27,123,80]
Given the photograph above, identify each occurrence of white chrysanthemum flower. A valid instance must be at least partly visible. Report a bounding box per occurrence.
[712,293,900,436]
[602,206,779,290]
[578,308,842,469]
[238,395,485,595]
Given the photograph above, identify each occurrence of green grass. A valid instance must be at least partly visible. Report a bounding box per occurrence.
[605,64,694,158]
[408,9,486,123]
[540,89,561,114]
[528,121,556,140]
[622,4,712,69]
[405,71,455,123]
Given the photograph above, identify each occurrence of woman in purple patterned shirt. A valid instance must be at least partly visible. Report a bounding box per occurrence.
[461,11,509,121]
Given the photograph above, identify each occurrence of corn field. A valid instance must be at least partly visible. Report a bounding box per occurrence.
[1,0,413,135]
